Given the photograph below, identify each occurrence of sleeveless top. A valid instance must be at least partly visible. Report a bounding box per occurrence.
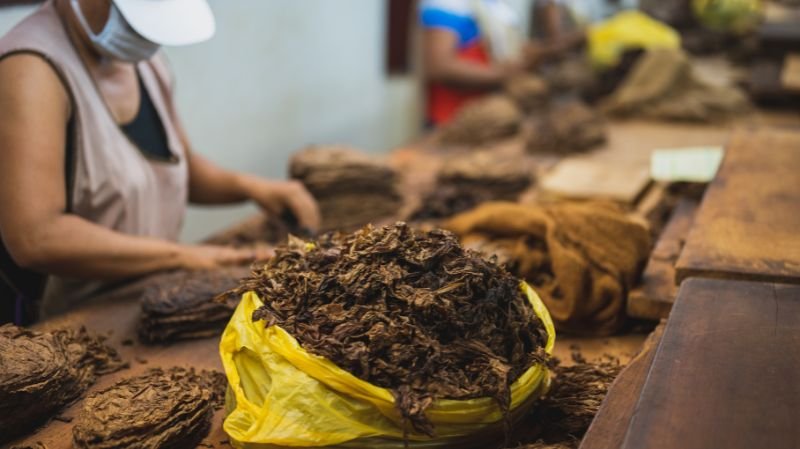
[0,1,189,319]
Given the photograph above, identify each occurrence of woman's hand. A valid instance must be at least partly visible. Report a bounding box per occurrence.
[239,177,321,234]
[178,244,273,270]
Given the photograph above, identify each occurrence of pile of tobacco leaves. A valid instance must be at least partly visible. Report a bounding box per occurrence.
[508,354,622,449]
[0,325,127,443]
[231,223,549,436]
[290,146,403,232]
[139,268,249,343]
[72,367,226,449]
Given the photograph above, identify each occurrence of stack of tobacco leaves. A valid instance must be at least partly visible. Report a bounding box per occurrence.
[0,325,127,443]
[410,185,495,222]
[527,100,606,155]
[439,95,523,146]
[138,268,249,344]
[72,367,226,449]
[290,146,403,232]
[230,223,549,436]
[203,213,295,247]
[412,151,534,221]
[509,356,622,449]
[505,75,550,113]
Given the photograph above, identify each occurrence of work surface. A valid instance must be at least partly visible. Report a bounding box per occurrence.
[10,277,647,449]
[11,113,800,448]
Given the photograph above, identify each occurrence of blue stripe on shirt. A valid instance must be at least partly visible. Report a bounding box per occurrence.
[420,8,480,48]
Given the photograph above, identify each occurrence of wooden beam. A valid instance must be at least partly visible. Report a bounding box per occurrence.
[676,127,800,284]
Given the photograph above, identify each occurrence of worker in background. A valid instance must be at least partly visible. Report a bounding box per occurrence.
[0,0,321,323]
[420,0,584,126]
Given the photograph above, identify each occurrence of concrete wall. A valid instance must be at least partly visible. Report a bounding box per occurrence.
[0,0,536,242]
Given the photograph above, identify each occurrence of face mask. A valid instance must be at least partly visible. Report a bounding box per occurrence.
[70,0,160,62]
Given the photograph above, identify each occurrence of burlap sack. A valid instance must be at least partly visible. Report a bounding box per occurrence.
[445,202,651,335]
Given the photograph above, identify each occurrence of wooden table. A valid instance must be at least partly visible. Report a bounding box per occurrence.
[8,279,648,449]
[12,112,800,448]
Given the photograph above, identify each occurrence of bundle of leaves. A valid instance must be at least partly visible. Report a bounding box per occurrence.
[508,354,622,449]
[139,268,248,343]
[439,95,523,146]
[290,146,403,232]
[232,223,549,436]
[0,325,127,443]
[72,367,226,449]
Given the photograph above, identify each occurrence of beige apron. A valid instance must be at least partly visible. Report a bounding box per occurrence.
[0,1,189,317]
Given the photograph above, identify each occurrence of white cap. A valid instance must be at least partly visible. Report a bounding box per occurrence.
[113,0,216,46]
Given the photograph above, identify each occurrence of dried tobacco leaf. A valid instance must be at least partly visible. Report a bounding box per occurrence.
[412,152,533,221]
[439,95,523,146]
[72,367,226,449]
[231,223,549,436]
[290,146,403,232]
[527,100,606,155]
[0,325,127,443]
[508,356,622,449]
[505,75,550,113]
[138,268,249,343]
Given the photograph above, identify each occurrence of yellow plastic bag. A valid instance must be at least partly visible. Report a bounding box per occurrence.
[588,10,681,69]
[219,283,556,448]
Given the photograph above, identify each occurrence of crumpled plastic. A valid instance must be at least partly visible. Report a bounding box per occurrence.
[588,11,680,69]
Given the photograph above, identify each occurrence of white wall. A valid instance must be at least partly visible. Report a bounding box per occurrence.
[0,0,536,242]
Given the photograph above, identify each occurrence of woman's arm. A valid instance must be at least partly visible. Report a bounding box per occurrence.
[169,97,321,232]
[0,54,254,280]
[423,28,520,88]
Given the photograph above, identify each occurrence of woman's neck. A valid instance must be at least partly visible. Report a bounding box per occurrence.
[54,0,129,72]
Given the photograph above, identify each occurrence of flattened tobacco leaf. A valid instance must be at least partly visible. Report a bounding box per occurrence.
[72,367,226,449]
[138,268,249,344]
[231,223,549,436]
[0,325,127,443]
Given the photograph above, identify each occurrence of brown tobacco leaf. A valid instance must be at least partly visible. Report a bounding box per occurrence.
[72,367,226,449]
[290,146,403,232]
[0,325,127,444]
[505,75,550,113]
[138,268,249,343]
[439,95,523,146]
[509,356,622,449]
[412,152,534,221]
[231,223,549,436]
[527,100,606,155]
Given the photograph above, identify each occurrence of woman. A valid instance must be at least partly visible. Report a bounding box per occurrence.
[419,0,584,126]
[0,0,320,322]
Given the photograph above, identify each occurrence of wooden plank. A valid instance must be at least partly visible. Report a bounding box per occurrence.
[675,126,800,284]
[628,199,699,320]
[621,278,800,449]
[540,158,652,205]
[579,322,665,449]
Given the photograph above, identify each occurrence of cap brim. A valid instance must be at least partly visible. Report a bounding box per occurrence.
[114,0,215,46]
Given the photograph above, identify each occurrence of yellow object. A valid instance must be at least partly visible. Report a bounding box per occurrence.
[219,283,555,448]
[588,11,681,69]
[692,0,761,33]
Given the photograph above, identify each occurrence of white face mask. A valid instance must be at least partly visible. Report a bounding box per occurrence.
[70,0,160,62]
